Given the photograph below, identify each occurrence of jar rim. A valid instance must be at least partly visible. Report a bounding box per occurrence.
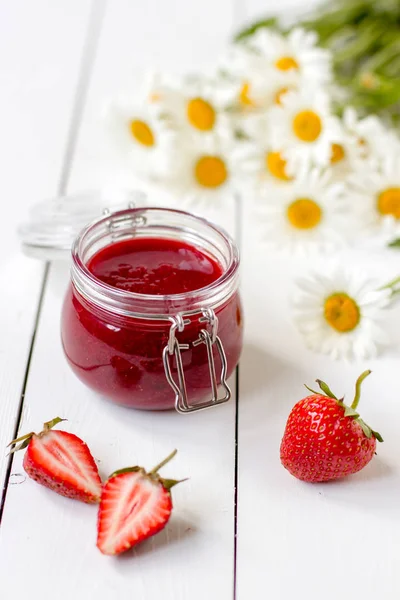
[71,206,240,318]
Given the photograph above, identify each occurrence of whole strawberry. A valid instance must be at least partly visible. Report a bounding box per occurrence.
[8,417,102,503]
[97,449,185,556]
[280,370,383,483]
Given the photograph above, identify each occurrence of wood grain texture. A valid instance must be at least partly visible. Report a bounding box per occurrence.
[0,0,94,497]
[236,204,400,599]
[0,261,238,599]
[0,0,239,598]
[4,1,400,599]
[234,3,400,596]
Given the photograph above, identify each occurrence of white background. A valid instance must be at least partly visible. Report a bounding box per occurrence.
[1,1,400,599]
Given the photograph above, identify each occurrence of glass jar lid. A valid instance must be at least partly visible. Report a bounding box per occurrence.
[18,188,147,260]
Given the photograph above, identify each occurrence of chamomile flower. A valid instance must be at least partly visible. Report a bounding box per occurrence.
[292,267,390,360]
[342,107,400,165]
[246,27,332,87]
[233,113,298,186]
[154,74,237,137]
[325,121,366,179]
[221,44,300,113]
[269,88,342,170]
[105,92,176,177]
[258,169,346,253]
[156,133,239,207]
[347,156,400,243]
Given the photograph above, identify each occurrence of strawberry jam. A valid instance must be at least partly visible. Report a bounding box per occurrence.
[88,238,223,295]
[61,209,242,410]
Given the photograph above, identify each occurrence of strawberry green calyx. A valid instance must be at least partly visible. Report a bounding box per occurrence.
[161,478,185,491]
[305,380,339,400]
[108,466,143,479]
[108,449,186,491]
[7,416,67,453]
[42,417,67,432]
[304,372,383,443]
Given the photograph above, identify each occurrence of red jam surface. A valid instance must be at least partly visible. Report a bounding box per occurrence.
[61,237,243,410]
[88,238,223,295]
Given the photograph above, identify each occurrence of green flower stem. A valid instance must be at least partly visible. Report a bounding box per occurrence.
[380,276,400,289]
[378,275,400,295]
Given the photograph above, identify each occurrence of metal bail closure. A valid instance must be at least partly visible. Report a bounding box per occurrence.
[162,309,232,414]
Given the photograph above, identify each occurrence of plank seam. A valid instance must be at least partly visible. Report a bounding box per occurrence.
[233,365,240,600]
[233,191,243,599]
[0,264,49,523]
[0,0,107,527]
[58,0,108,193]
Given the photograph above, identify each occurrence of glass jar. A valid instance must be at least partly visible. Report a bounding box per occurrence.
[61,207,243,412]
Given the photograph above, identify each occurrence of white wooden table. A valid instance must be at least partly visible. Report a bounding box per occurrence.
[1,1,400,598]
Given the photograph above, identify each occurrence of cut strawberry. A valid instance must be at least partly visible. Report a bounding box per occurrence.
[8,417,102,504]
[97,449,184,556]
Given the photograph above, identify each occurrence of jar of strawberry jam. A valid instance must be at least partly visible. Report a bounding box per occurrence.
[61,207,243,412]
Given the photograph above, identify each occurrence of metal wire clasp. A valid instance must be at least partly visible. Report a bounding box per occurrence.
[103,201,147,237]
[162,309,231,414]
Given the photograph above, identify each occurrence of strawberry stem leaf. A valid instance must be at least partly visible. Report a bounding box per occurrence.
[7,432,34,448]
[43,417,67,431]
[351,370,372,410]
[108,466,142,479]
[356,418,383,443]
[315,379,338,400]
[161,477,188,491]
[357,418,373,439]
[8,416,67,454]
[8,435,35,454]
[343,406,360,418]
[304,384,320,395]
[371,429,384,443]
[150,449,178,475]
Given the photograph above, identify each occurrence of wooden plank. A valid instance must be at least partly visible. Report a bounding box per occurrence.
[236,204,400,599]
[0,0,93,498]
[1,261,239,598]
[233,1,400,595]
[0,1,240,598]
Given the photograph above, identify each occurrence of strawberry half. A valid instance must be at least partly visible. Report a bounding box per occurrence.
[280,370,383,483]
[8,417,102,503]
[97,449,184,556]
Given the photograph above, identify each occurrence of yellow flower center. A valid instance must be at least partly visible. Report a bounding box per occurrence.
[275,56,299,71]
[187,97,216,131]
[330,143,346,164]
[194,155,228,188]
[148,92,161,102]
[129,120,155,147]
[377,187,400,219]
[357,137,368,158]
[287,198,322,229]
[360,72,377,90]
[292,110,322,142]
[265,151,292,181]
[324,293,360,333]
[239,82,256,107]
[274,86,292,106]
